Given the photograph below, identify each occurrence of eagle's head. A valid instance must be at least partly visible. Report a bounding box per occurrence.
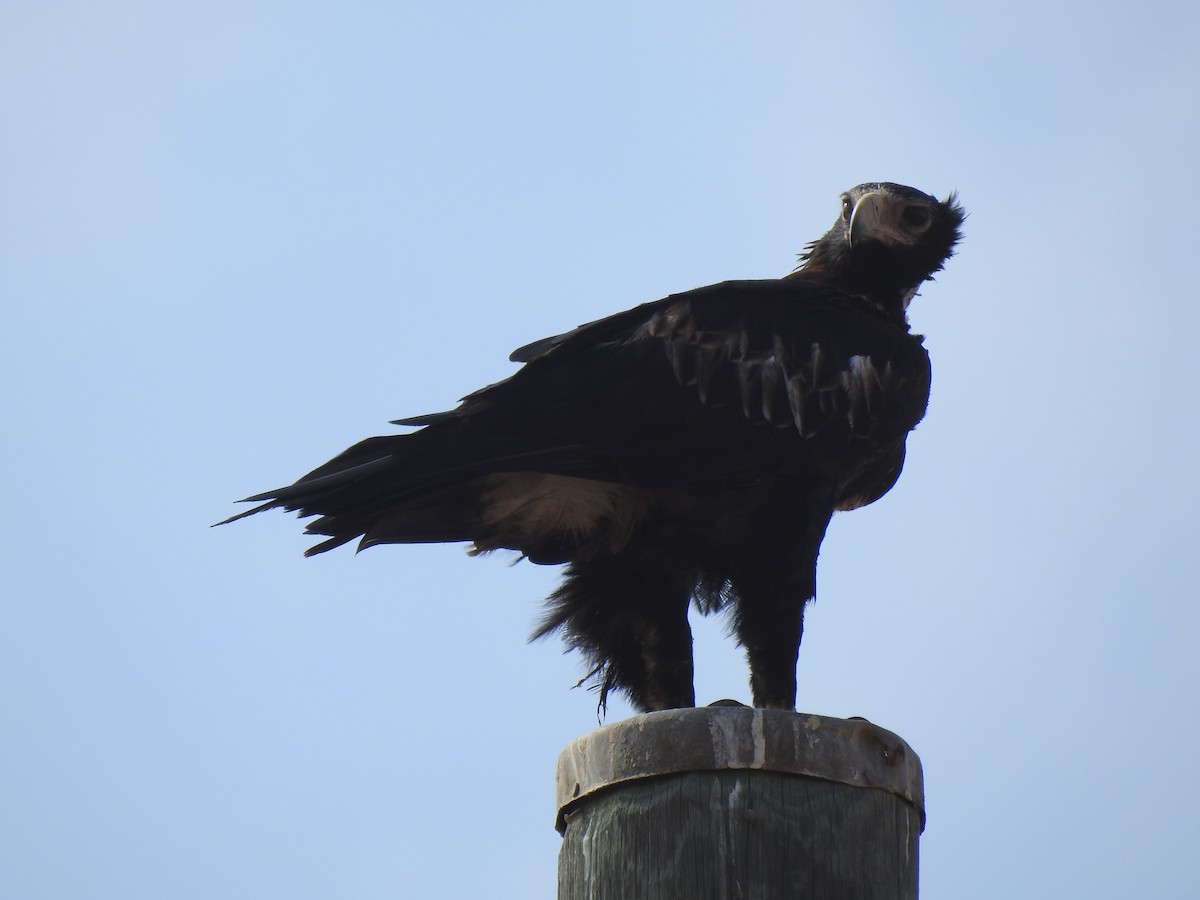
[796,182,965,322]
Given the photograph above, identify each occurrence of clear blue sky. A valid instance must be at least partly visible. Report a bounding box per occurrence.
[3,2,1198,897]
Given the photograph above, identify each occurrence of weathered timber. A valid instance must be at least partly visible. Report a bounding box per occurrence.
[555,706,923,900]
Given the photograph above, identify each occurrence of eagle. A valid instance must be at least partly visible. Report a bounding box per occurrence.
[223,183,964,713]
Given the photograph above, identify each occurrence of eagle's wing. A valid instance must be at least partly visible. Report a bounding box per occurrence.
[224,278,929,553]
[446,279,930,469]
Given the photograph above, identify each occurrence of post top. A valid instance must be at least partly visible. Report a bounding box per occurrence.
[555,705,923,833]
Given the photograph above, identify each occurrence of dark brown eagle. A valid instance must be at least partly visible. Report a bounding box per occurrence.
[223,183,964,712]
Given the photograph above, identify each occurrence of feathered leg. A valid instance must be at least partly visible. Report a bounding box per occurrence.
[533,552,697,713]
[730,505,833,709]
[732,578,808,709]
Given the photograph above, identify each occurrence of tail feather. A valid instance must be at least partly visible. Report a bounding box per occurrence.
[217,422,614,556]
[213,499,279,527]
[302,533,360,557]
[241,455,394,504]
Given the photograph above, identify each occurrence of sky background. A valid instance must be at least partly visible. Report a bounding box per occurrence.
[3,2,1199,898]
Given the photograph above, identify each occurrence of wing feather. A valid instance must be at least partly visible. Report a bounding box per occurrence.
[611,279,929,443]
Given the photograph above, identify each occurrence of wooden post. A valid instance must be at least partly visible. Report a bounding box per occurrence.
[555,706,923,899]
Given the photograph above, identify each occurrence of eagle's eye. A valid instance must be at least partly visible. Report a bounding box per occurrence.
[901,205,931,229]
[841,196,854,222]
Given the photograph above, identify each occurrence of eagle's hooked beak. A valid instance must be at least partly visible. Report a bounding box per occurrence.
[847,190,917,249]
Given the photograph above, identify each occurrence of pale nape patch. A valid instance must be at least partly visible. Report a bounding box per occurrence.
[471,473,647,555]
